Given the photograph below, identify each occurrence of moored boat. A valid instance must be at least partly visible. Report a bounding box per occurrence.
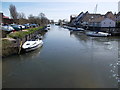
[22,39,43,52]
[86,31,111,37]
[67,27,84,31]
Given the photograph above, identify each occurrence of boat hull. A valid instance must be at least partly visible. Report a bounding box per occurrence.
[86,34,108,37]
[86,32,110,37]
[25,43,43,52]
[22,40,43,52]
[67,27,84,31]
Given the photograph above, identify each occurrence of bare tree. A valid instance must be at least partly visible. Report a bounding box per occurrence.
[28,13,49,26]
[38,13,45,19]
[18,12,26,19]
[38,13,49,26]
[58,19,62,25]
[18,12,27,24]
[28,14,36,24]
[9,4,18,19]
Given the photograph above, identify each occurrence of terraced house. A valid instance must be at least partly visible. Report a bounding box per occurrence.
[70,11,116,28]
[115,12,120,27]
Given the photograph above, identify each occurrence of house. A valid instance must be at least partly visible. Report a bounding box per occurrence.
[101,18,115,27]
[80,11,116,28]
[104,11,115,21]
[115,12,120,22]
[70,11,88,26]
[0,13,2,24]
[70,14,77,23]
[69,11,116,28]
[0,13,13,25]
[81,13,102,26]
[115,12,120,27]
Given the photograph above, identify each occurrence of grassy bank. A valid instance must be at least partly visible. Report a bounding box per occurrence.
[2,26,45,57]
[2,39,18,57]
[7,26,44,39]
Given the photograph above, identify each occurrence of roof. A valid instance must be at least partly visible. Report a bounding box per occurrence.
[105,11,113,16]
[89,16,104,23]
[3,15,9,19]
[82,13,102,22]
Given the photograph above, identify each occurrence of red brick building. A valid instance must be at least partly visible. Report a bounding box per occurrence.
[0,13,13,25]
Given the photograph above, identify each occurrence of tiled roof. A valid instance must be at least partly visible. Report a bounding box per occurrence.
[3,15,9,19]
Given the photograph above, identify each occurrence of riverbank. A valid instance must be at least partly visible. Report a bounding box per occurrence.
[64,24,120,36]
[2,25,119,88]
[2,26,47,58]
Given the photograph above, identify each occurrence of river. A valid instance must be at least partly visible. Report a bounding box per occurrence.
[2,25,120,88]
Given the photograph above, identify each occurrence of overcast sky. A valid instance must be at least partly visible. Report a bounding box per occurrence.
[1,0,119,21]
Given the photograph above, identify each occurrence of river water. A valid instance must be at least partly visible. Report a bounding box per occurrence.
[2,25,120,88]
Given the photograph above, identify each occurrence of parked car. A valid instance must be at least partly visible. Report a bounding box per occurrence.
[2,25,14,32]
[18,25,26,29]
[30,24,38,28]
[23,24,30,29]
[11,25,21,31]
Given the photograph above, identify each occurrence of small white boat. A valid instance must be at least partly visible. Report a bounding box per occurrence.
[86,31,111,37]
[104,42,111,45]
[67,27,84,31]
[22,39,43,52]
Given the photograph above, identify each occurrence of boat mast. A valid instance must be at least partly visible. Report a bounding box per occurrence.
[94,4,98,14]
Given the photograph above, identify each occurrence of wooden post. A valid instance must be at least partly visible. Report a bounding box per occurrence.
[18,39,23,54]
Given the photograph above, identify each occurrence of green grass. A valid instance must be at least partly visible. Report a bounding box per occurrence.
[7,26,44,39]
[2,39,13,48]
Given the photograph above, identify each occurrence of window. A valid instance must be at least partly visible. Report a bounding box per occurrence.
[104,22,105,24]
[110,22,111,24]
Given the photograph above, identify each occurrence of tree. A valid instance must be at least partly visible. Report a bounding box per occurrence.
[9,4,18,20]
[28,13,49,26]
[38,13,49,26]
[50,20,54,24]
[18,12,26,19]
[18,12,27,24]
[38,13,45,19]
[58,19,62,25]
[28,14,37,24]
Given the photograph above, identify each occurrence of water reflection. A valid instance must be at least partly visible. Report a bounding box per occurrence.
[70,30,119,88]
[2,25,119,88]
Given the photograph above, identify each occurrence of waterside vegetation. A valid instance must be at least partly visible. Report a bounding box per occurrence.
[7,26,44,39]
